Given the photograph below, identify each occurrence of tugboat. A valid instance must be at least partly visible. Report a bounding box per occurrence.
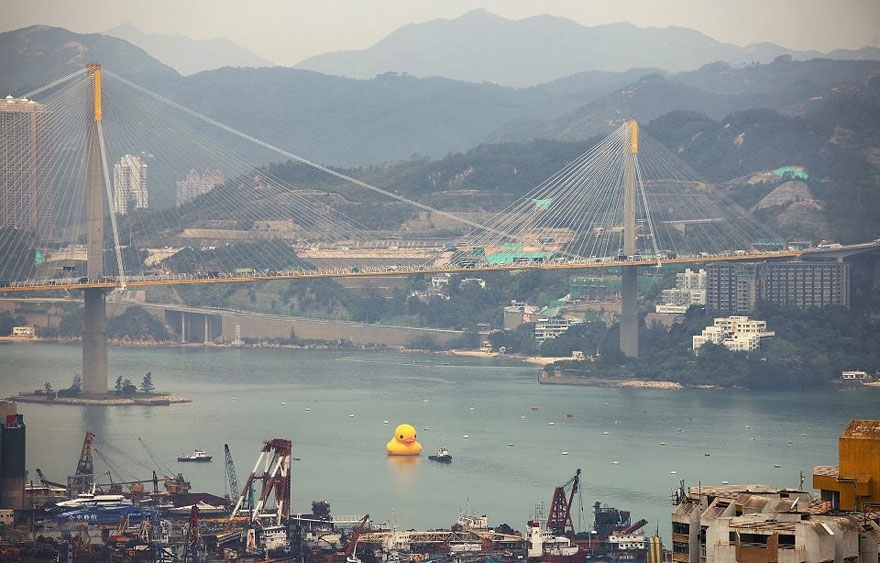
[428,446,452,463]
[177,449,212,462]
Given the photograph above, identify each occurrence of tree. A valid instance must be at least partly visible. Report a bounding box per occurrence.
[43,381,53,394]
[114,376,124,396]
[140,371,154,394]
[311,500,331,520]
[121,379,137,396]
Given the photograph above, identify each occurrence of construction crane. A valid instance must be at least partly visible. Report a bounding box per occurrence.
[137,436,174,476]
[69,431,95,496]
[342,514,370,563]
[224,444,239,503]
[35,468,68,490]
[226,438,292,530]
[546,468,582,537]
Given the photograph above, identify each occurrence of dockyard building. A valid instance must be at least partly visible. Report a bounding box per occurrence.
[671,484,873,563]
[813,419,880,512]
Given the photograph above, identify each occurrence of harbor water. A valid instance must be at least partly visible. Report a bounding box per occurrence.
[2,342,877,545]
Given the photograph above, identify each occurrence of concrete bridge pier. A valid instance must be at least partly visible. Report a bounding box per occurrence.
[81,289,108,394]
[620,265,639,358]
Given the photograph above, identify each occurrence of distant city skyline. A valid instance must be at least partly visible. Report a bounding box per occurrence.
[3,0,878,67]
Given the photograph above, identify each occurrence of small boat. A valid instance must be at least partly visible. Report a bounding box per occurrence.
[428,446,452,463]
[177,449,212,462]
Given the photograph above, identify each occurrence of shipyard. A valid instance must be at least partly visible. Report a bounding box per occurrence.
[2,392,880,562]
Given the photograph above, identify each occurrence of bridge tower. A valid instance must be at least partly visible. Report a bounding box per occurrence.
[620,121,639,358]
[82,64,108,394]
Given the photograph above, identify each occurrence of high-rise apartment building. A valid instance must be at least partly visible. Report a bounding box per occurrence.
[0,96,50,236]
[706,261,848,313]
[176,168,223,206]
[756,261,849,309]
[112,154,148,214]
[705,263,757,314]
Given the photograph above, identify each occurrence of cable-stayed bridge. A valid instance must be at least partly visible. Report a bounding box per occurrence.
[0,65,799,392]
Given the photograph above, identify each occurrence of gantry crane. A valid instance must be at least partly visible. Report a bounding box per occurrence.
[226,438,292,530]
[546,468,581,537]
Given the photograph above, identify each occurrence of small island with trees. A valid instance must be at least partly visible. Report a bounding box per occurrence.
[9,371,190,406]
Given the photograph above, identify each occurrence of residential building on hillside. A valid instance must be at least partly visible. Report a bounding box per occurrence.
[705,263,757,315]
[503,302,538,330]
[692,315,774,354]
[534,316,582,344]
[656,268,706,313]
[113,154,148,214]
[569,276,621,302]
[756,262,849,309]
[706,261,849,313]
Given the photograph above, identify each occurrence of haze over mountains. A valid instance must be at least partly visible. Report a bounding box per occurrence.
[1,12,878,243]
[94,10,880,86]
[295,9,880,87]
[104,23,274,76]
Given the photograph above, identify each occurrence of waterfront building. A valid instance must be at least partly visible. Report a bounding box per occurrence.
[176,168,223,206]
[0,96,52,237]
[10,326,35,337]
[112,154,148,214]
[534,316,582,344]
[692,316,774,354]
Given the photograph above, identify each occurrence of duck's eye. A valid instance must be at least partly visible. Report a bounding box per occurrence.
[399,434,404,439]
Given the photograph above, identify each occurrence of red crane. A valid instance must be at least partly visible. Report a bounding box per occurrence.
[342,514,370,562]
[69,431,96,495]
[546,468,581,537]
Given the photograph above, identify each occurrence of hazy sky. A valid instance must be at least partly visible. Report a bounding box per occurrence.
[5,0,879,66]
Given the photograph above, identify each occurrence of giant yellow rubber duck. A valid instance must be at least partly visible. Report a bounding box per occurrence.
[386,423,423,456]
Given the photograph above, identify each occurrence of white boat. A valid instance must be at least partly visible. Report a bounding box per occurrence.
[53,492,131,511]
[177,449,212,462]
[525,519,581,561]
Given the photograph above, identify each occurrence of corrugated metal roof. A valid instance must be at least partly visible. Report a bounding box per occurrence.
[843,419,880,438]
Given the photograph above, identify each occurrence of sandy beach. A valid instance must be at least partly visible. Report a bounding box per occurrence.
[447,349,684,389]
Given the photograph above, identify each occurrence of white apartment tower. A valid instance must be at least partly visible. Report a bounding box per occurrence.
[0,96,51,236]
[113,154,148,214]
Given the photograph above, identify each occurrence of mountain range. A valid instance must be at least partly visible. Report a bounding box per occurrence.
[1,19,878,244]
[86,10,880,87]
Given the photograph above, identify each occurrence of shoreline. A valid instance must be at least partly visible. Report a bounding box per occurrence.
[448,350,686,389]
[9,393,191,406]
[537,372,685,390]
